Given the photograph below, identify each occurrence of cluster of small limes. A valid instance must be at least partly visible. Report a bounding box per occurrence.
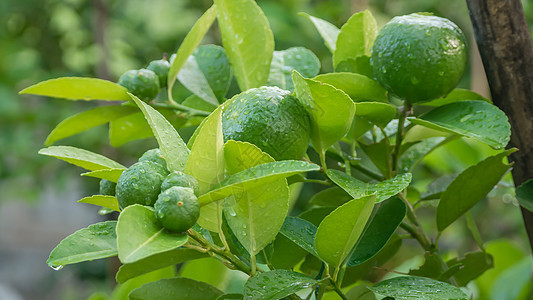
[117,57,171,103]
[99,148,200,233]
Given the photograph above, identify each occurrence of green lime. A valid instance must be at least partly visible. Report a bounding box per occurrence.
[154,186,200,232]
[99,179,116,196]
[117,69,160,102]
[222,86,310,161]
[147,59,171,88]
[371,13,467,103]
[115,161,168,209]
[162,171,200,196]
[139,148,168,171]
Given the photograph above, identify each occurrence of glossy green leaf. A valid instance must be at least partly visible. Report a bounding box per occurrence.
[279,216,319,258]
[436,149,515,231]
[315,194,375,269]
[491,257,533,300]
[45,105,137,146]
[109,113,155,147]
[267,47,320,91]
[178,54,219,106]
[335,55,373,77]
[327,169,412,203]
[39,146,124,171]
[129,93,190,172]
[516,179,533,213]
[130,278,223,300]
[180,257,229,291]
[292,71,355,158]
[200,159,319,205]
[355,102,397,128]
[447,251,493,286]
[420,88,490,107]
[411,101,511,149]
[465,212,485,251]
[222,141,290,255]
[182,95,217,112]
[399,137,448,173]
[243,270,317,300]
[81,168,125,183]
[348,197,406,267]
[78,195,120,212]
[358,140,392,176]
[369,276,468,300]
[167,5,217,94]
[314,73,387,103]
[299,13,340,53]
[334,10,377,67]
[270,234,307,269]
[409,252,445,279]
[19,77,130,101]
[215,0,274,90]
[309,187,352,207]
[47,221,117,268]
[116,205,188,264]
[116,248,208,283]
[217,294,244,300]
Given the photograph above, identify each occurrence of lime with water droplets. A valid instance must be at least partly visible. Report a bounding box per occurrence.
[99,179,116,196]
[154,186,200,233]
[115,161,167,209]
[117,68,160,102]
[147,58,171,88]
[139,148,168,171]
[161,171,200,196]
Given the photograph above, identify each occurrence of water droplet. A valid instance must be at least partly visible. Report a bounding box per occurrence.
[50,264,64,271]
[410,76,420,84]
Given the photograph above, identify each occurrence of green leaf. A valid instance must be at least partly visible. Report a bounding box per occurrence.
[327,169,412,203]
[179,257,229,291]
[270,234,308,270]
[243,270,317,300]
[279,216,319,258]
[129,93,190,172]
[109,113,155,147]
[217,294,243,300]
[199,159,319,205]
[167,5,217,94]
[185,107,225,232]
[182,95,217,112]
[446,251,494,286]
[368,276,468,300]
[420,88,491,107]
[116,205,188,264]
[348,197,406,267]
[410,101,511,149]
[436,149,515,231]
[399,137,448,173]
[267,47,320,91]
[516,179,533,213]
[39,146,124,171]
[490,257,533,300]
[315,194,375,269]
[116,248,208,284]
[299,13,340,53]
[314,72,387,103]
[309,187,352,207]
[409,252,445,279]
[47,221,117,268]
[335,56,373,77]
[358,140,392,177]
[292,71,355,158]
[222,141,290,255]
[78,195,120,212]
[81,168,125,183]
[215,0,274,90]
[129,278,223,300]
[45,105,137,146]
[19,77,130,101]
[334,10,377,68]
[355,102,397,128]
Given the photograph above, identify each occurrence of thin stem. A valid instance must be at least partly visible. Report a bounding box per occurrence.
[320,151,328,172]
[328,278,348,300]
[391,103,412,175]
[301,179,331,186]
[152,102,211,117]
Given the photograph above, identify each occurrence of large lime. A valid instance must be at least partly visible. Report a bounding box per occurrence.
[99,179,116,196]
[161,171,200,196]
[115,161,167,209]
[154,186,200,233]
[139,148,168,171]
[222,86,310,161]
[371,13,467,103]
[117,69,160,102]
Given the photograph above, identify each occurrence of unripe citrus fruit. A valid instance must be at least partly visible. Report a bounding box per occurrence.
[117,69,160,102]
[115,161,168,209]
[371,13,467,103]
[99,179,116,196]
[139,148,168,171]
[154,186,200,233]
[222,86,310,161]
[147,59,170,88]
[161,171,200,196]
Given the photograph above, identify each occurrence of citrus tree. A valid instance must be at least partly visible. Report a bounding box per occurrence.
[19,0,532,299]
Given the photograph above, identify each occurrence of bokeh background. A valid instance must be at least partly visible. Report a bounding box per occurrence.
[1,0,532,299]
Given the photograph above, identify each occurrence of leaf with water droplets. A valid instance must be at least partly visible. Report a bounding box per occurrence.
[436,149,515,231]
[267,47,320,91]
[243,270,317,300]
[299,13,340,53]
[130,278,223,300]
[78,195,120,212]
[334,10,377,68]
[420,88,491,107]
[279,216,319,258]
[314,73,387,103]
[411,100,511,149]
[368,276,468,300]
[81,168,125,183]
[47,221,117,268]
[39,146,124,171]
[117,205,188,264]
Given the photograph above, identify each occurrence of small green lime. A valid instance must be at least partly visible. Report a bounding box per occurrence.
[139,148,168,171]
[115,161,168,209]
[147,59,171,88]
[99,179,116,196]
[222,86,310,161]
[154,186,200,232]
[371,13,467,103]
[117,69,160,102]
[162,171,200,196]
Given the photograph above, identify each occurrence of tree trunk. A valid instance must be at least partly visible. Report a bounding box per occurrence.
[466,0,533,252]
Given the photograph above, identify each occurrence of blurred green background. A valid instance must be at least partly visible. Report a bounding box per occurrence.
[1,0,531,299]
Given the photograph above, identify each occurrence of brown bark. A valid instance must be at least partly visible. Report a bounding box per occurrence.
[466,0,533,252]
